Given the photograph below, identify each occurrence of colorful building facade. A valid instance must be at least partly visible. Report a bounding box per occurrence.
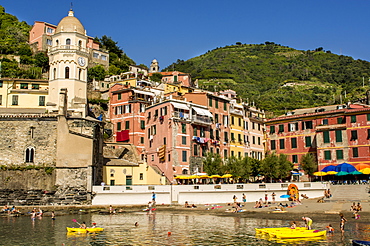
[266,104,370,171]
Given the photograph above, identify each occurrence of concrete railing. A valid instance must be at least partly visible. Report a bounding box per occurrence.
[92,182,329,205]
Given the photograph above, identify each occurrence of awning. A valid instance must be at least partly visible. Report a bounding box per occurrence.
[192,107,213,117]
[132,89,154,96]
[171,102,189,110]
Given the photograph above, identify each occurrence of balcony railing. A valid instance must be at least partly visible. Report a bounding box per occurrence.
[172,111,190,120]
[192,114,212,125]
[49,45,89,53]
[229,108,243,116]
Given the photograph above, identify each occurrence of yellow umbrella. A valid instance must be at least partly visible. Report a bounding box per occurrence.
[188,175,198,179]
[360,168,370,174]
[198,175,209,179]
[326,171,338,175]
[222,174,233,178]
[210,175,222,178]
[313,171,327,176]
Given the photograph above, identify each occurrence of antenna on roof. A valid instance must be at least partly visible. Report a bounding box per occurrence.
[70,2,73,11]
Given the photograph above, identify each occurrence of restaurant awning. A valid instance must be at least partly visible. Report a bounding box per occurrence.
[171,102,189,110]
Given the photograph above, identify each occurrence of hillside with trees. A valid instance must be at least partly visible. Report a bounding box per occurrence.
[164,42,370,117]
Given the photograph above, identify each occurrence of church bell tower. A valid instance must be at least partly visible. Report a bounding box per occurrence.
[47,9,89,117]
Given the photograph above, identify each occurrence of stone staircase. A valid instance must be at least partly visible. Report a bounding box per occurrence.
[329,185,370,202]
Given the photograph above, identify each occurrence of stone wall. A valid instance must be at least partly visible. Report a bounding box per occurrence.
[0,116,57,166]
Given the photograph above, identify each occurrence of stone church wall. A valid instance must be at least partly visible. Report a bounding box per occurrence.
[0,116,57,166]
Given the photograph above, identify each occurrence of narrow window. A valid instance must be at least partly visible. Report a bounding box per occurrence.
[125,121,130,129]
[351,115,357,123]
[39,96,45,106]
[278,124,284,133]
[335,130,342,142]
[209,98,212,107]
[140,120,145,129]
[336,150,343,160]
[270,126,275,134]
[279,139,285,149]
[117,122,121,131]
[182,136,186,145]
[351,130,358,141]
[305,136,312,147]
[53,68,56,80]
[65,67,70,79]
[292,155,298,163]
[323,131,330,143]
[271,140,276,150]
[25,147,35,163]
[182,151,187,162]
[353,147,359,158]
[291,138,297,148]
[182,123,186,134]
[139,173,143,180]
[12,95,18,105]
[324,150,331,160]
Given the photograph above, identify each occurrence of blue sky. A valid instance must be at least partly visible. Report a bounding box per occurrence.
[2,1,370,69]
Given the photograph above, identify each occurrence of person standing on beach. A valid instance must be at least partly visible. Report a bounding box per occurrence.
[339,214,347,233]
[233,195,237,203]
[242,193,246,205]
[272,192,276,203]
[264,192,268,204]
[152,192,156,203]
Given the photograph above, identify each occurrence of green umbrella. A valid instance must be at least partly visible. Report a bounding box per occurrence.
[349,170,363,175]
[336,171,349,176]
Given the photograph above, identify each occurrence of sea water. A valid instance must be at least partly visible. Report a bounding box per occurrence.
[0,211,368,245]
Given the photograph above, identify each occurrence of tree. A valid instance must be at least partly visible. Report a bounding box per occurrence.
[249,157,261,181]
[277,154,294,180]
[34,52,49,72]
[301,153,318,181]
[88,65,106,81]
[202,152,223,176]
[149,73,163,82]
[260,152,279,182]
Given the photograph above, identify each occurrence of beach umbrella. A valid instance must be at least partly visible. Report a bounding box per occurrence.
[280,194,290,198]
[321,165,336,172]
[335,163,356,173]
[198,175,209,179]
[336,171,349,176]
[349,170,363,175]
[355,164,370,171]
[210,175,222,178]
[313,171,327,176]
[326,171,338,175]
[360,168,370,175]
[222,174,232,178]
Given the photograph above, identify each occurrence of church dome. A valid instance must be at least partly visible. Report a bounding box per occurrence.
[55,10,85,35]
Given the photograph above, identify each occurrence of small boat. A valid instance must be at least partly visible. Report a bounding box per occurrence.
[274,230,326,239]
[66,227,104,233]
[353,240,370,246]
[255,227,306,234]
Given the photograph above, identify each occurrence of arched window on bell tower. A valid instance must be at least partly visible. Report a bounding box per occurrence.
[66,38,71,49]
[78,68,82,80]
[65,67,70,79]
[25,147,35,163]
[56,40,59,46]
[53,68,56,80]
[78,40,82,50]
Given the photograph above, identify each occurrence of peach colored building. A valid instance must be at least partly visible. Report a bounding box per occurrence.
[109,84,155,159]
[149,71,194,88]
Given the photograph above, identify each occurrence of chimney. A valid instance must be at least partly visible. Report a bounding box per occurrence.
[59,88,68,116]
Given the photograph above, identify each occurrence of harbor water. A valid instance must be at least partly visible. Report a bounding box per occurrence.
[0,211,369,245]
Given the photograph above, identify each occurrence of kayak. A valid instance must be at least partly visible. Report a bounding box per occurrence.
[255,227,306,234]
[353,240,370,246]
[66,227,104,233]
[273,230,326,239]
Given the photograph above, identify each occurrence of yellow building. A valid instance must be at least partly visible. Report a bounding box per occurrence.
[0,78,48,112]
[229,102,245,158]
[103,143,164,185]
[164,83,193,95]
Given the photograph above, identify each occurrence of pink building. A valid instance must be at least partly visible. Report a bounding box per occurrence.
[149,71,194,88]
[145,98,213,181]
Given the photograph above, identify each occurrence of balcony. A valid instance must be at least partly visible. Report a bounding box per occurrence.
[192,114,212,125]
[229,108,243,116]
[316,124,346,131]
[49,45,89,53]
[172,111,190,121]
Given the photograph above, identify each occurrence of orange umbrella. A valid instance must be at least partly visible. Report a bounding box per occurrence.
[355,164,370,171]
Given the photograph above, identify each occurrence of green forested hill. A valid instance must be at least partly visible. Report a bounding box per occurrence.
[164,42,370,117]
